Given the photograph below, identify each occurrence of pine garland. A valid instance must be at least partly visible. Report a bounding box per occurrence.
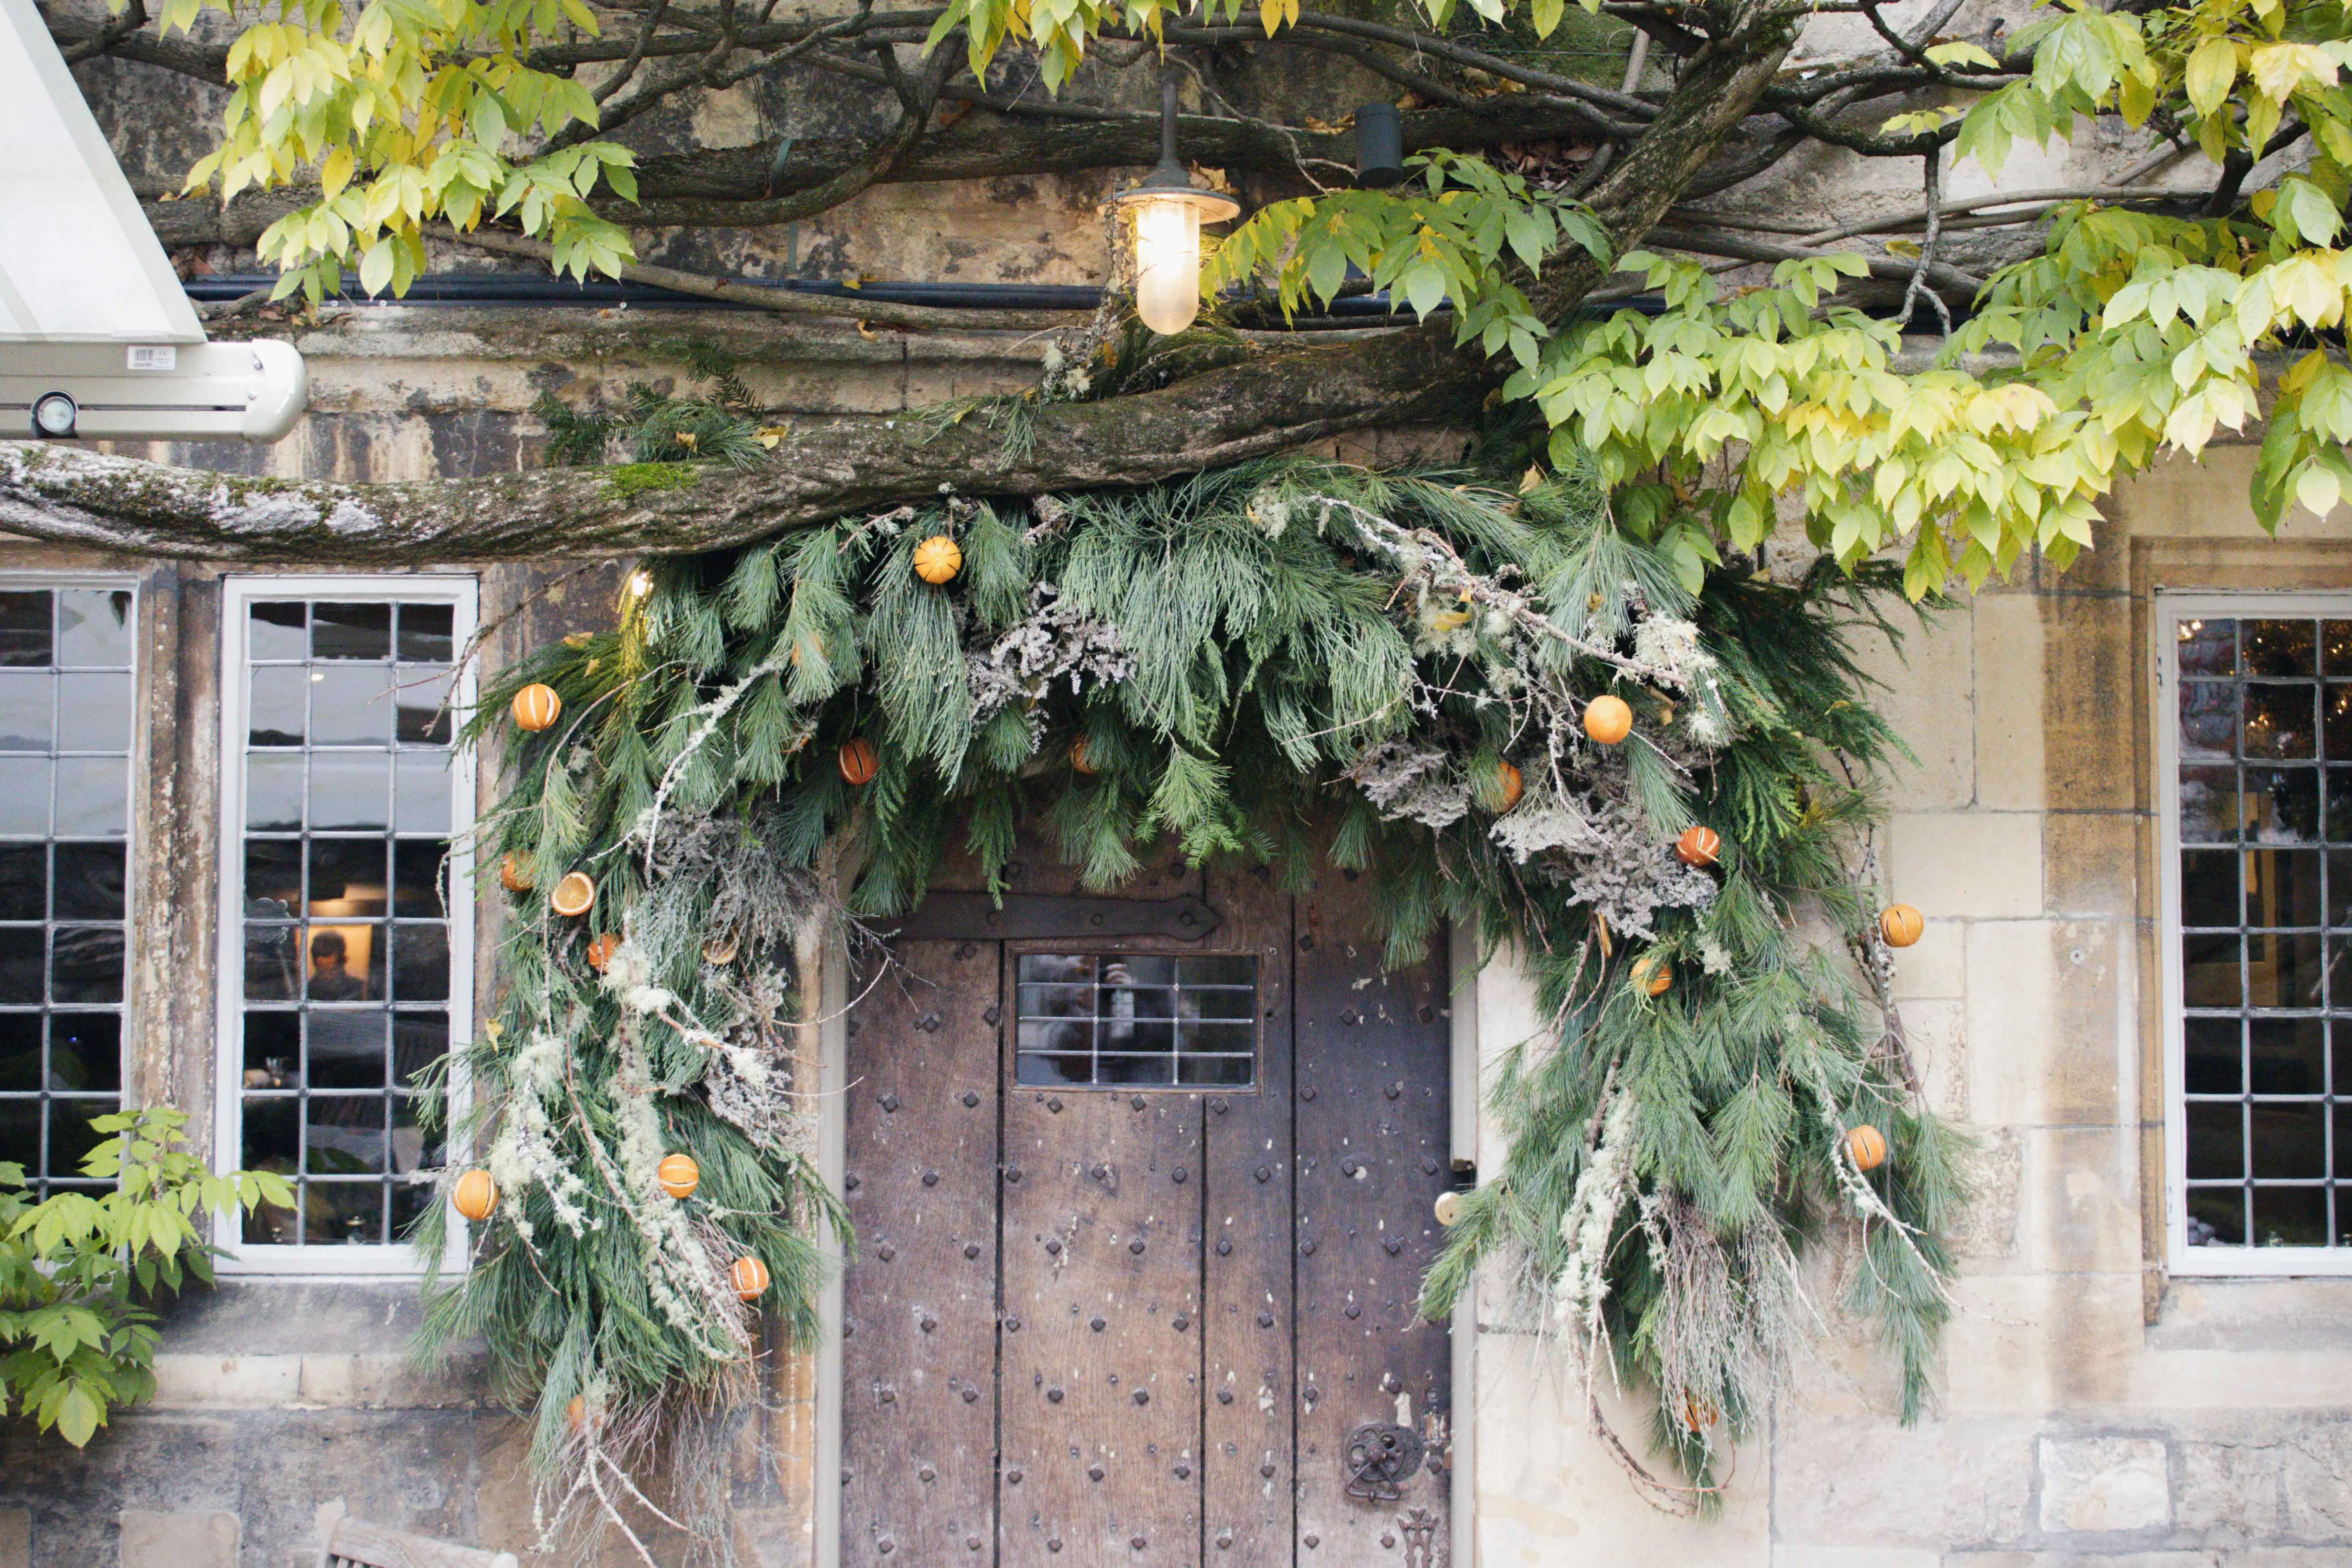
[422,452,1965,1554]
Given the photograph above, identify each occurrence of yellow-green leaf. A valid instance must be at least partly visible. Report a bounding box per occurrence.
[2185,38,2238,117]
[1923,39,1998,69]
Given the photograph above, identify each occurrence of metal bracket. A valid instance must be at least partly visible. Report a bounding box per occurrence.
[1399,1506,1439,1568]
[892,891,1220,943]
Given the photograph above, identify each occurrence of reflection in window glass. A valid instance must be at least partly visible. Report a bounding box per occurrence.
[1014,953,1257,1088]
[2175,614,2352,1249]
[0,587,133,1199]
[236,595,467,1248]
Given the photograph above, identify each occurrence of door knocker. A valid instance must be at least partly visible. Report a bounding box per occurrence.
[1342,1420,1426,1501]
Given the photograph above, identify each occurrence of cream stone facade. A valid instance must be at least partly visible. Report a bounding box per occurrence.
[1450,452,2352,1568]
[0,299,2346,1568]
[5,2,2352,1551]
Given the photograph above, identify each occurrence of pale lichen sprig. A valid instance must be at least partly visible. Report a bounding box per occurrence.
[1552,1081,1640,1358]
[1286,489,1689,688]
[1807,1061,1956,1316]
[634,643,797,864]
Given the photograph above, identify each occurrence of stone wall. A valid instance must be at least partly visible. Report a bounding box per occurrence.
[0,539,686,1568]
[9,321,2351,1568]
[12,9,2349,1555]
[12,331,2352,1568]
[1455,450,2352,1568]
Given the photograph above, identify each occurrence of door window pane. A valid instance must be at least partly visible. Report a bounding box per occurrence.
[0,586,133,1199]
[233,591,468,1250]
[1013,953,1257,1088]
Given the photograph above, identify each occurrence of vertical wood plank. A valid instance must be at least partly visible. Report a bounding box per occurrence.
[1200,860,1295,1568]
[1293,881,1453,1562]
[841,936,1001,1564]
[992,843,1212,1568]
[996,976,1205,1568]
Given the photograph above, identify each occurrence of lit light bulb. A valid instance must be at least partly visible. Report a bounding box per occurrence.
[1114,68,1240,339]
[628,569,653,599]
[1132,195,1205,336]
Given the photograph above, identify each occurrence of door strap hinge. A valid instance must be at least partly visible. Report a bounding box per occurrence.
[892,892,1222,943]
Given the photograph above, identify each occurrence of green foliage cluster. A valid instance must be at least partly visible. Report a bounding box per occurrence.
[534,343,775,473]
[130,0,2352,600]
[454,452,1961,1514]
[155,0,638,302]
[0,1108,290,1446]
[1200,0,2352,598]
[1421,559,1968,1450]
[1212,151,1610,370]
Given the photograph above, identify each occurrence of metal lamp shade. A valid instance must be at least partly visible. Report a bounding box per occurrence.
[1355,104,1405,187]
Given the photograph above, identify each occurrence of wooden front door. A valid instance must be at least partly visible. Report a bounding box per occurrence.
[839,854,1453,1566]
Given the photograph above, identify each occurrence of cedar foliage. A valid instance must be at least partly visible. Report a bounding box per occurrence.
[429,452,1965,1545]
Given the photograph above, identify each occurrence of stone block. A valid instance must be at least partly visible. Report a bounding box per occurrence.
[1773,1550,1940,1568]
[2020,1126,2143,1276]
[0,1509,26,1568]
[1974,595,2046,810]
[118,1510,239,1568]
[1771,1410,2034,1549]
[1891,916,1967,1001]
[1464,1338,1769,1566]
[1963,920,2129,1129]
[1904,997,1969,1120]
[2037,1435,2170,1534]
[2042,811,2143,919]
[148,1354,303,1407]
[2124,1347,2352,1410]
[2174,1431,2289,1538]
[1889,813,2046,919]
[2045,508,2134,596]
[1852,604,1976,811]
[1470,945,1547,1171]
[2151,1279,2352,1355]
[472,1456,537,1561]
[2108,446,2268,540]
[1950,1126,2022,1263]
[1946,1273,2143,1416]
[1945,1555,2222,1567]
[2041,595,2141,813]
[295,1352,478,1408]
[2276,1418,2352,1539]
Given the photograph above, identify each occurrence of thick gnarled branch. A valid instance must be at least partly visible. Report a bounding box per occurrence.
[142,98,1626,247]
[15,0,1807,567]
[0,328,1475,562]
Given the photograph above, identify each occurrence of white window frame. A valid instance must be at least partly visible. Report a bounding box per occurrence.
[2158,590,2352,1277]
[0,573,140,1197]
[213,575,477,1277]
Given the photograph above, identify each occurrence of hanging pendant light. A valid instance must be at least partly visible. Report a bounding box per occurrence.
[1114,62,1240,335]
[1353,103,1405,187]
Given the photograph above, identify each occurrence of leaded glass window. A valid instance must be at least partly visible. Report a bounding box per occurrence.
[1015,953,1257,1087]
[0,586,134,1199]
[227,586,474,1256]
[2171,609,2352,1255]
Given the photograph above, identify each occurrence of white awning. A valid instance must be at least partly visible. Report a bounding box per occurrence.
[0,0,205,345]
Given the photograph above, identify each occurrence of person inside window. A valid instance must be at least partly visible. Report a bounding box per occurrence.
[307,930,367,1001]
